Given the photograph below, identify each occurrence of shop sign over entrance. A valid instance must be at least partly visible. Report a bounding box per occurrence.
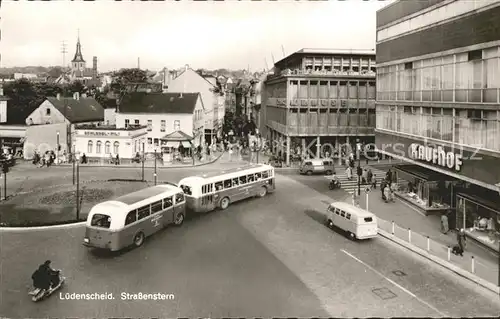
[409,143,463,172]
[83,130,121,137]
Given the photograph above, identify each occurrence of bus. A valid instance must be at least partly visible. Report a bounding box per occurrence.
[178,164,275,213]
[83,184,186,251]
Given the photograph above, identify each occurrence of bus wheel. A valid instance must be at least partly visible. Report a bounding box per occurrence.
[174,213,185,226]
[348,232,356,240]
[133,232,145,247]
[220,197,230,210]
[257,186,267,197]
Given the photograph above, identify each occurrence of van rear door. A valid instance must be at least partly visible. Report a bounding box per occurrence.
[356,216,378,238]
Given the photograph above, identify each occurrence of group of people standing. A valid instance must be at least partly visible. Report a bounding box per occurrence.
[32,151,56,168]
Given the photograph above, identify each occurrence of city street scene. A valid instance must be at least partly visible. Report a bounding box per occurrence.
[1,0,500,318]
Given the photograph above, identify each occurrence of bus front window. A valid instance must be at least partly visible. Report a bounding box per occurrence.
[91,214,111,228]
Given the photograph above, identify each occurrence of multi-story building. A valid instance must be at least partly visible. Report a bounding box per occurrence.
[115,92,205,153]
[375,0,500,252]
[263,48,376,165]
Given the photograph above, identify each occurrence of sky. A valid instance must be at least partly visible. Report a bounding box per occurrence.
[0,0,392,73]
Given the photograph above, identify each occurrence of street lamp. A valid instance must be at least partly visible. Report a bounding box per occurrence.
[356,139,362,196]
[496,183,500,290]
[72,146,76,185]
[154,148,157,186]
[75,152,81,221]
[56,131,60,165]
[141,142,145,182]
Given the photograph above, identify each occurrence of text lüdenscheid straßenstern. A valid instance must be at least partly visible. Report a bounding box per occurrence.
[59,292,175,300]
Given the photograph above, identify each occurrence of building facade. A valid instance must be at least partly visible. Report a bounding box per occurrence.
[167,67,223,144]
[74,125,148,160]
[376,0,500,252]
[263,48,376,165]
[115,92,205,153]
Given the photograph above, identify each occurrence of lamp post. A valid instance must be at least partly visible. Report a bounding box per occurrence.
[496,183,500,291]
[56,131,60,165]
[154,148,157,186]
[72,146,76,185]
[75,152,81,221]
[356,139,362,196]
[141,142,145,182]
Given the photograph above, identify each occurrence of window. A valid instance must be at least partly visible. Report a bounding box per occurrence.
[202,184,213,194]
[232,178,239,186]
[262,171,269,179]
[125,210,137,225]
[174,120,180,131]
[147,120,152,131]
[105,141,111,154]
[91,214,111,228]
[319,81,328,99]
[239,175,247,184]
[113,141,119,154]
[87,141,93,153]
[151,200,163,213]
[134,119,140,125]
[46,108,51,116]
[309,81,318,99]
[348,81,358,99]
[364,217,373,222]
[223,179,232,189]
[215,181,223,190]
[96,141,102,153]
[299,81,308,98]
[163,196,173,209]
[346,213,351,220]
[367,82,376,99]
[335,209,340,215]
[247,174,255,182]
[290,81,299,100]
[180,185,192,195]
[255,172,262,180]
[148,138,152,145]
[161,120,166,132]
[340,211,346,217]
[339,81,347,98]
[125,119,130,128]
[138,206,150,219]
[154,138,159,147]
[175,193,185,203]
[329,81,338,98]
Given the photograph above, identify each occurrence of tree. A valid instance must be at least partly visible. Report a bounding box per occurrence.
[110,68,148,95]
[65,80,86,96]
[47,67,64,79]
[3,79,47,124]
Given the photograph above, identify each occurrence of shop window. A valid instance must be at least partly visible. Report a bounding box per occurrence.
[87,141,93,153]
[105,141,111,154]
[113,141,119,154]
[96,141,102,154]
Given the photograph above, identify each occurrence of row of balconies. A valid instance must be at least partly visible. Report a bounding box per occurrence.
[267,69,376,80]
[267,97,376,108]
[286,126,375,135]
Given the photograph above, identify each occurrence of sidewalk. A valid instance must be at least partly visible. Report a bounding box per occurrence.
[354,191,499,288]
[15,151,225,169]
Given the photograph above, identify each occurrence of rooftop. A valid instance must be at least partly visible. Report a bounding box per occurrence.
[275,48,376,67]
[75,124,146,131]
[46,96,104,124]
[118,92,200,114]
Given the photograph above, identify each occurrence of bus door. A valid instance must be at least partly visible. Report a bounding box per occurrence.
[163,196,174,224]
[150,199,169,228]
[174,192,186,217]
[201,194,215,212]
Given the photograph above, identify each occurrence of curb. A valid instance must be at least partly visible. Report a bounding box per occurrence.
[378,228,500,295]
[48,152,225,169]
[0,221,86,232]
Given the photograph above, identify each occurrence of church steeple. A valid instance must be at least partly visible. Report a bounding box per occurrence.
[71,30,85,63]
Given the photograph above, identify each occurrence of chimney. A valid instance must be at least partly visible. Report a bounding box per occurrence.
[92,56,98,79]
[56,93,61,100]
[185,64,189,71]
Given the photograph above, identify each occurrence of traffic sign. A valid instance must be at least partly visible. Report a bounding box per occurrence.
[365,186,371,193]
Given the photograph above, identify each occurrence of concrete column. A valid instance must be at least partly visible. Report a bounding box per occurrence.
[286,136,291,166]
[302,138,306,159]
[316,136,321,158]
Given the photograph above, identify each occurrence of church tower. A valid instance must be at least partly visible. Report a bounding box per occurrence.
[71,31,86,72]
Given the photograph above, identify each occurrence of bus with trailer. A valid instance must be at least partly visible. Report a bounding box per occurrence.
[83,184,186,251]
[178,164,275,213]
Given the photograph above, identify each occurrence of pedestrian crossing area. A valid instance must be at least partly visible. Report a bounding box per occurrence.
[326,167,406,195]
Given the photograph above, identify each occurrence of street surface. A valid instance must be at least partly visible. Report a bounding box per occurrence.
[1,164,500,317]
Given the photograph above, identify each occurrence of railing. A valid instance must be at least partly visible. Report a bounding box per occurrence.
[286,126,375,135]
[268,69,376,79]
[267,98,376,108]
[377,218,499,287]
[377,88,500,104]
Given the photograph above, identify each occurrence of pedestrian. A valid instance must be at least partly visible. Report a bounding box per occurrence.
[346,166,352,180]
[441,212,449,234]
[457,228,467,252]
[372,173,377,189]
[115,154,120,165]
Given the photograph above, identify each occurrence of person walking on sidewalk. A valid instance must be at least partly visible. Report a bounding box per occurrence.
[457,228,467,252]
[441,212,449,234]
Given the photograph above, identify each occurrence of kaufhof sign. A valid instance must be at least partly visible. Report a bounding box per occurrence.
[409,143,463,172]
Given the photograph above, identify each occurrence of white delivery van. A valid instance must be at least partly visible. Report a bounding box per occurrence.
[325,201,378,240]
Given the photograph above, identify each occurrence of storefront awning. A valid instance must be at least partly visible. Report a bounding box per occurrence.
[165,141,179,148]
[394,164,452,181]
[181,141,191,148]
